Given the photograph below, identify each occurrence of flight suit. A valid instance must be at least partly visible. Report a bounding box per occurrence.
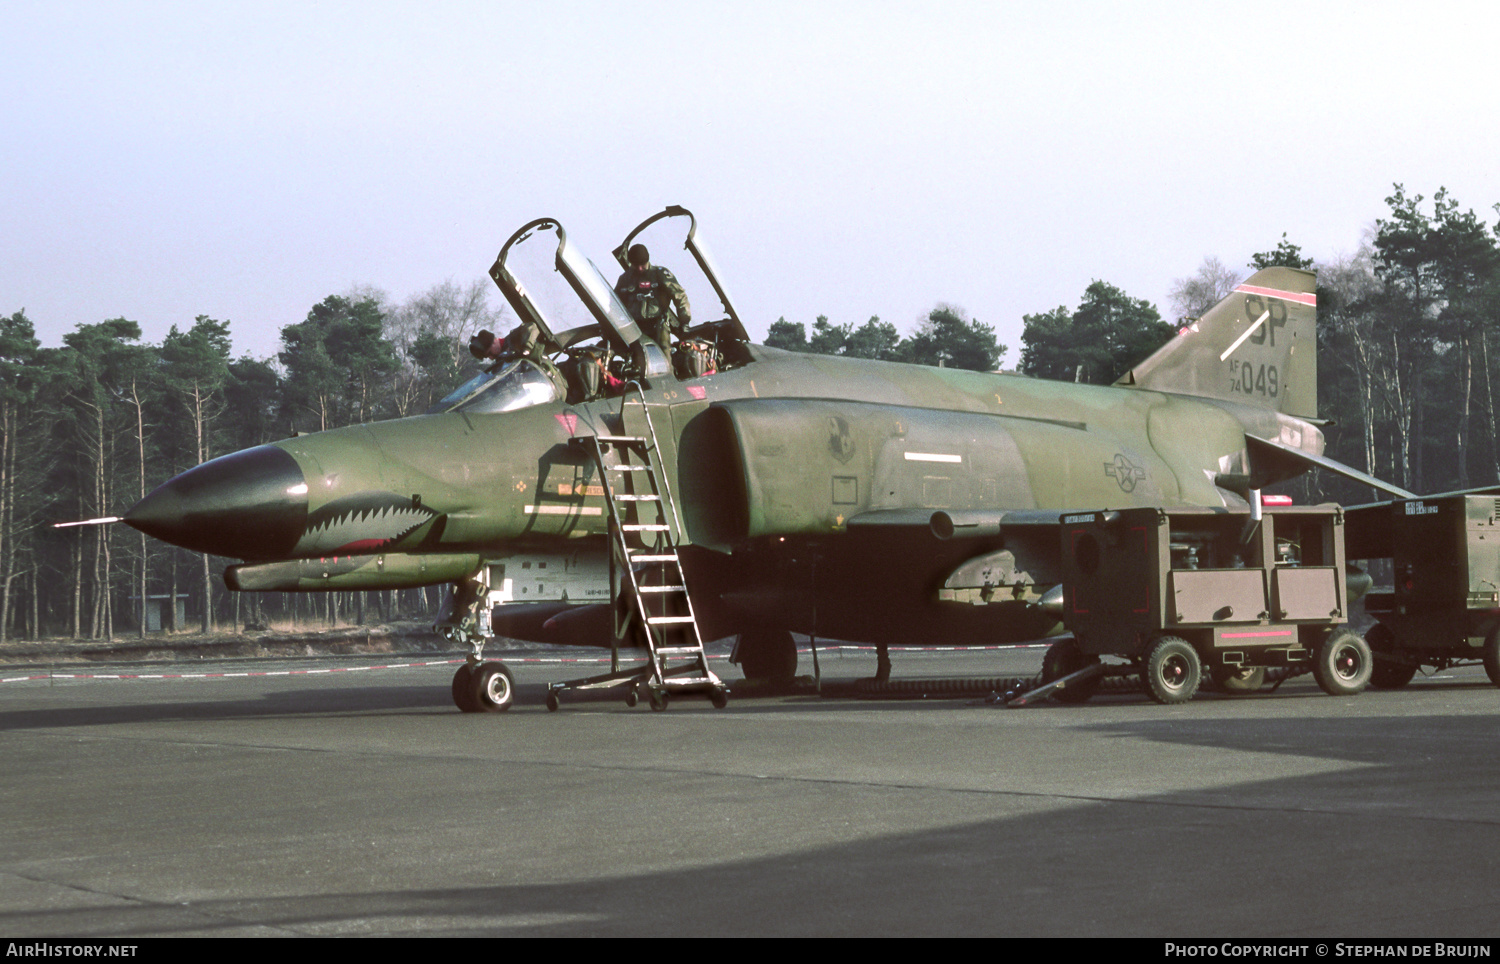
[615,265,691,353]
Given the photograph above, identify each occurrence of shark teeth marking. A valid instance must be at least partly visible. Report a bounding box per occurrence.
[296,501,435,554]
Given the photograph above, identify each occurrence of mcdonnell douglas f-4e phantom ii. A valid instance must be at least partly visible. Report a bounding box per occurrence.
[123,207,1407,712]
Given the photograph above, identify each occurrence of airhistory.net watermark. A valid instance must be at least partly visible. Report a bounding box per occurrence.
[6,946,137,958]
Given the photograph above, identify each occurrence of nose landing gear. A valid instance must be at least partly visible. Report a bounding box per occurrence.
[439,575,516,714]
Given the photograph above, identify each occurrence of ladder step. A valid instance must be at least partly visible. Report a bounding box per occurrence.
[589,419,705,665]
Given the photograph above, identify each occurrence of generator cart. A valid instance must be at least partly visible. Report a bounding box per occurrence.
[1345,495,1500,689]
[1040,504,1368,705]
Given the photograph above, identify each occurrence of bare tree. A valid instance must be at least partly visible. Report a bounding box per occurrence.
[387,279,506,366]
[1319,240,1386,486]
[1170,257,1243,321]
[386,279,507,415]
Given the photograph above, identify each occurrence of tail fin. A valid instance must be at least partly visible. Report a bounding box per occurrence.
[1115,266,1317,419]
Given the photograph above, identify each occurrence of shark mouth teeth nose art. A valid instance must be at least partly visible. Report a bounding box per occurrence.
[295,493,439,554]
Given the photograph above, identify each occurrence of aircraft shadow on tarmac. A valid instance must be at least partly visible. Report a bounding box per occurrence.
[1076,712,1500,767]
[0,678,1022,730]
[0,682,456,731]
[2,669,1497,731]
[4,714,1497,939]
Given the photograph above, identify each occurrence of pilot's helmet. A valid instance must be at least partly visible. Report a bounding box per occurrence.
[628,244,650,267]
[468,329,496,359]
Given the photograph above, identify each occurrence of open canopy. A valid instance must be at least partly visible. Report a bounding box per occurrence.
[489,218,644,354]
[615,205,750,345]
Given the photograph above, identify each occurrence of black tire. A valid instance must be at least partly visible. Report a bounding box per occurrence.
[1484,628,1500,687]
[1209,665,1266,695]
[545,689,560,712]
[1041,637,1100,704]
[649,690,669,712]
[470,661,516,712]
[1312,631,1372,696]
[1368,623,1418,690]
[736,628,798,680]
[709,687,729,709]
[1143,636,1201,705]
[452,664,480,713]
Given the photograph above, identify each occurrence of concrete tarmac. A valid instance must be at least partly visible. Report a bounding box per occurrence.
[2,644,1498,937]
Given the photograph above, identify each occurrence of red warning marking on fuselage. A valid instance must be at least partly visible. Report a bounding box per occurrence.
[1234,284,1316,306]
[555,412,578,434]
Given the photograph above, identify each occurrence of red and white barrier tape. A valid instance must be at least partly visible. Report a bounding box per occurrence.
[1,642,1047,685]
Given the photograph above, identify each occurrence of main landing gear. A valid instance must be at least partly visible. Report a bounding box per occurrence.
[732,627,798,681]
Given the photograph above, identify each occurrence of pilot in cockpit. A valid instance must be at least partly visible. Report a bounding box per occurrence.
[614,244,691,355]
[469,322,566,391]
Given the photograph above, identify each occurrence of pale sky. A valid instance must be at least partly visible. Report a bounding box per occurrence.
[5,1,1499,365]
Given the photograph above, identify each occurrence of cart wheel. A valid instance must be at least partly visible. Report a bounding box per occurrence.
[452,663,480,713]
[709,687,728,709]
[1312,630,1372,696]
[1143,636,1201,705]
[545,689,560,712]
[1484,628,1500,688]
[1368,623,1417,690]
[1041,637,1101,704]
[649,690,669,712]
[1209,665,1266,694]
[624,687,639,708]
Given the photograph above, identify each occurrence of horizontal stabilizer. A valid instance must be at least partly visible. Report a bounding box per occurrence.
[1245,435,1415,499]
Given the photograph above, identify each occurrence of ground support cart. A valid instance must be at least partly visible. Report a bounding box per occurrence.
[1043,504,1368,704]
[1346,495,1500,689]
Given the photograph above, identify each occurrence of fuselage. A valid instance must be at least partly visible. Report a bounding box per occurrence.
[126,345,1320,645]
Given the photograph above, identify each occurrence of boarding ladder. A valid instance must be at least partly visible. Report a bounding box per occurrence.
[546,389,727,711]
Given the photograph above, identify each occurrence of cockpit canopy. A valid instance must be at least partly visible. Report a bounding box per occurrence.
[433,208,755,417]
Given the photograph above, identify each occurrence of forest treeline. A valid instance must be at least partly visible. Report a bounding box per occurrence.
[1159,186,1500,504]
[767,185,1500,504]
[1,280,502,642]
[6,184,1497,640]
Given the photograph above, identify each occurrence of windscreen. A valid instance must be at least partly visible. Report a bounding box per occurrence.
[426,360,562,415]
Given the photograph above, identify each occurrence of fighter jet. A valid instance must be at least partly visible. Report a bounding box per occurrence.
[124,207,1401,712]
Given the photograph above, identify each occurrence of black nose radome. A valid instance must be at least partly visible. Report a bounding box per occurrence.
[125,445,308,560]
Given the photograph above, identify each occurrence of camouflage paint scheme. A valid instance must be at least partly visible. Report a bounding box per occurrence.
[127,224,1329,649]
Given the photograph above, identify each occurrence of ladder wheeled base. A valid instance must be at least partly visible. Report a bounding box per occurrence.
[545,661,729,712]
